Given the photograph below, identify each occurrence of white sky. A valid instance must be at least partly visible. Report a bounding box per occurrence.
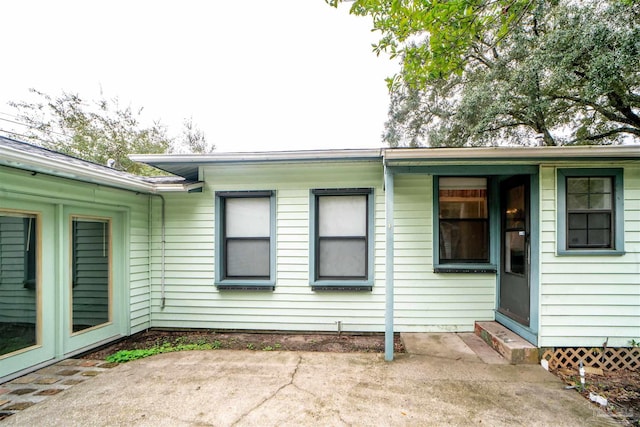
[0,1,398,152]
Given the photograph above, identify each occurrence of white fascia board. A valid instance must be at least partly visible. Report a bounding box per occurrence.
[153,182,204,192]
[383,145,640,163]
[129,148,383,164]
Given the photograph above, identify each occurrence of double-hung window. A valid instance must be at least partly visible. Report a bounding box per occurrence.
[438,177,490,263]
[435,177,494,272]
[215,191,275,289]
[310,188,374,290]
[557,169,624,254]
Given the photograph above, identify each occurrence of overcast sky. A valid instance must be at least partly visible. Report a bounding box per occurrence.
[0,1,397,152]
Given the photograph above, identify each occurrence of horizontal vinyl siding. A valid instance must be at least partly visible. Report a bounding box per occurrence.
[150,161,386,332]
[393,175,496,333]
[129,197,151,333]
[539,164,640,347]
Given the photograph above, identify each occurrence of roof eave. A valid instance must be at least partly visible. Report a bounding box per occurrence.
[383,145,640,162]
[0,145,200,194]
[130,148,383,165]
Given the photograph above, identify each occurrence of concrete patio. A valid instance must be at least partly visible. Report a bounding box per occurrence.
[0,333,615,426]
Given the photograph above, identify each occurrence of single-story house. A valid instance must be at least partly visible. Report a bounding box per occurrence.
[1,135,639,381]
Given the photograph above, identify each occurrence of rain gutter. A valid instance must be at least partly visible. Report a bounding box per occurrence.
[130,148,383,164]
[383,144,640,164]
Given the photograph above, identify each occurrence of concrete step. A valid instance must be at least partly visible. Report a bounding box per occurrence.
[474,321,539,364]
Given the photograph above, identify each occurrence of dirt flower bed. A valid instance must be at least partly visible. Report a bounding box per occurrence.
[83,329,405,361]
[552,366,639,426]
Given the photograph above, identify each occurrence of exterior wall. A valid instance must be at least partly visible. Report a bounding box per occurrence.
[393,175,496,332]
[539,163,640,347]
[149,161,387,332]
[0,165,150,380]
[150,166,497,334]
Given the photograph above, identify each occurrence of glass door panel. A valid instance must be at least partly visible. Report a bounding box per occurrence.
[71,217,110,333]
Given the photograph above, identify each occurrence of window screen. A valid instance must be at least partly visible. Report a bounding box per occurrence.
[316,193,368,280]
[223,196,271,279]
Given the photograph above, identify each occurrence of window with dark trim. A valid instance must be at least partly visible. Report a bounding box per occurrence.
[438,177,489,264]
[311,188,373,289]
[557,169,624,254]
[215,191,275,289]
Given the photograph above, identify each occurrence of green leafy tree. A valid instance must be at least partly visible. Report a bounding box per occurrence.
[330,0,640,147]
[171,117,215,155]
[7,89,213,174]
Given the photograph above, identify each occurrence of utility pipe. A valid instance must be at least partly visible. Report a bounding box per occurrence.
[152,194,166,309]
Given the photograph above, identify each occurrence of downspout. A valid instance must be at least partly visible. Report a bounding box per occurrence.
[147,195,153,321]
[152,194,166,310]
[383,156,395,361]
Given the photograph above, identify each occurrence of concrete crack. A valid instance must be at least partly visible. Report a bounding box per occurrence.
[231,355,302,426]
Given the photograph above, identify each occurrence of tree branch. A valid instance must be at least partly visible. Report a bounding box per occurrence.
[570,127,640,143]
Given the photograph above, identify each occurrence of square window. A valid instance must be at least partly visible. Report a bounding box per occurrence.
[557,169,624,254]
[310,189,373,289]
[216,191,275,288]
[566,176,614,249]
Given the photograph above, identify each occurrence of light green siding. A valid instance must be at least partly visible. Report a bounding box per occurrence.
[539,164,640,347]
[393,175,496,332]
[0,165,151,380]
[149,162,387,332]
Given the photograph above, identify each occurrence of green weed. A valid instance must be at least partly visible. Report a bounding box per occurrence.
[106,338,223,363]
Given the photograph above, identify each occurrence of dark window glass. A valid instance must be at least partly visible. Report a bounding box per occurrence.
[566,177,614,249]
[72,218,110,333]
[438,177,489,263]
[0,213,38,355]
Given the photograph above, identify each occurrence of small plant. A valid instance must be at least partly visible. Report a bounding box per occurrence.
[246,343,256,350]
[629,339,640,347]
[106,348,163,363]
[262,346,274,351]
[106,339,225,363]
[274,343,282,349]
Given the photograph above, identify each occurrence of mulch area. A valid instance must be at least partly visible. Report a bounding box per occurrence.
[552,366,639,426]
[82,329,405,360]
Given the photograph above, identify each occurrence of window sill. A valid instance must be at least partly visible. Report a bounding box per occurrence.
[311,280,373,292]
[434,264,497,274]
[216,280,275,291]
[312,285,373,292]
[557,249,625,256]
